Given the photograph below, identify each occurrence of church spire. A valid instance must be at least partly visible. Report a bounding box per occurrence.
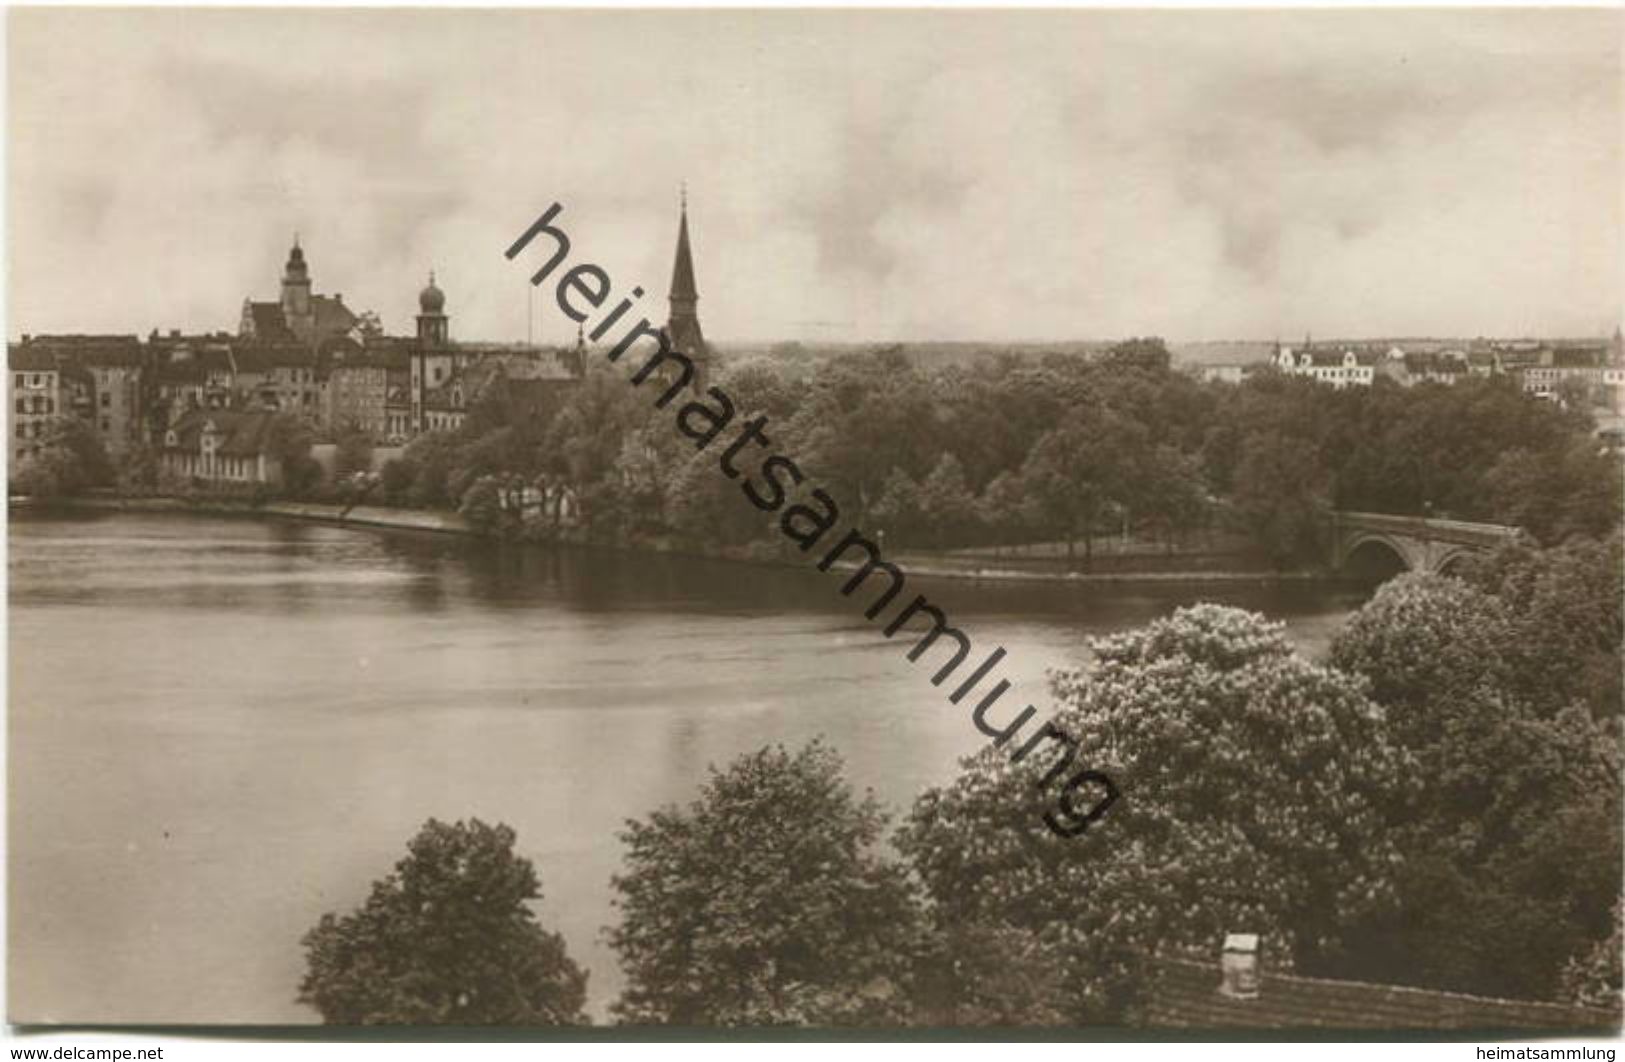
[665,189,708,393]
[669,192,699,308]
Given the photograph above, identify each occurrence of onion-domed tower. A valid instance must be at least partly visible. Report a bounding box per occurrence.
[416,271,448,346]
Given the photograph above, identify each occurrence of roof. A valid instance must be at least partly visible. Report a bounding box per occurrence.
[243,301,295,341]
[231,341,319,372]
[670,203,698,303]
[1403,352,1468,375]
[1146,957,1621,1032]
[310,294,357,339]
[8,346,61,371]
[164,410,280,458]
[1551,346,1608,369]
[16,335,147,366]
[1299,349,1377,368]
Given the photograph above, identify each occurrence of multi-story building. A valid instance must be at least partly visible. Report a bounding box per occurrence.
[1519,344,1625,408]
[9,347,62,467]
[8,335,148,459]
[1274,344,1377,388]
[324,340,402,441]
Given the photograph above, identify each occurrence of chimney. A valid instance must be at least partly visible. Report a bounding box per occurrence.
[1219,933,1260,1000]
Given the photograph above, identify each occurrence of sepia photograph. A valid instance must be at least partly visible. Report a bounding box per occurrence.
[5,4,1623,1044]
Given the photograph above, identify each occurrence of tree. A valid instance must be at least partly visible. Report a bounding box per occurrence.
[267,414,323,498]
[116,443,159,496]
[333,427,375,482]
[379,457,415,506]
[977,468,1031,552]
[916,453,979,549]
[298,818,587,1025]
[869,468,923,550]
[1484,440,1622,546]
[898,606,1409,1025]
[1460,536,1623,719]
[1329,573,1623,1000]
[1230,428,1330,566]
[1102,336,1172,374]
[458,475,509,536]
[1561,900,1623,1009]
[1019,406,1146,567]
[11,417,114,497]
[608,741,922,1026]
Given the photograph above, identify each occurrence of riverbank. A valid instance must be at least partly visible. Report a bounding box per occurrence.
[19,493,1334,586]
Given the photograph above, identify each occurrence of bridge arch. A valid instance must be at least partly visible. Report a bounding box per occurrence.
[1340,534,1415,580]
[1431,546,1475,578]
[1330,511,1520,583]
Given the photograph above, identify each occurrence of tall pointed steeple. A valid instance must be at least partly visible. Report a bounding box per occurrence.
[668,190,700,324]
[665,188,709,392]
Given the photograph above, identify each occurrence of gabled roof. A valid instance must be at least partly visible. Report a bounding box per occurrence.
[243,301,295,341]
[164,410,279,458]
[1146,957,1620,1032]
[310,295,358,339]
[1299,349,1377,368]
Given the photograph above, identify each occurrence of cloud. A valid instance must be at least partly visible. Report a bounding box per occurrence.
[8,8,1620,344]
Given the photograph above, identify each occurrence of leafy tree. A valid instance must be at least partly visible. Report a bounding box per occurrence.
[379,457,415,506]
[898,605,1409,1024]
[401,431,460,509]
[333,427,374,481]
[11,417,114,497]
[870,468,924,550]
[52,417,115,487]
[916,453,979,549]
[1484,440,1622,545]
[1329,573,1623,1000]
[1102,336,1172,374]
[1561,900,1623,1009]
[116,443,159,496]
[298,818,587,1025]
[1460,536,1623,719]
[608,741,922,1026]
[458,475,509,536]
[977,468,1031,552]
[1230,428,1330,566]
[1019,406,1145,567]
[267,414,323,498]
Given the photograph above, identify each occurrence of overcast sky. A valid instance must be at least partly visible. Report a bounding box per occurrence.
[8,8,1621,344]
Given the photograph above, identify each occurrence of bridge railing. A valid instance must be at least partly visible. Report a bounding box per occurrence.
[1333,510,1522,546]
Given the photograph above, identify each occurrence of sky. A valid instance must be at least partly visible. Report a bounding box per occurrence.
[8,8,1622,345]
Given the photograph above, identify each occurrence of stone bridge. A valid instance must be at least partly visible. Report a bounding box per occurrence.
[1331,510,1523,576]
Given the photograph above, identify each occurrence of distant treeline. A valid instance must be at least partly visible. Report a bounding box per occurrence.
[378,338,1619,564]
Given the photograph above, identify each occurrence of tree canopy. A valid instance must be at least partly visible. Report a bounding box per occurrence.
[298,818,588,1025]
[897,605,1409,1024]
[607,741,922,1026]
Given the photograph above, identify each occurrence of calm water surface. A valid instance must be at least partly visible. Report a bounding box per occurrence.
[9,511,1369,1023]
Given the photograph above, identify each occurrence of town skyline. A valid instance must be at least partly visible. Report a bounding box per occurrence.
[9,8,1621,345]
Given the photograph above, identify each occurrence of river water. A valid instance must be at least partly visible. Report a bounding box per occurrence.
[8,511,1369,1023]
